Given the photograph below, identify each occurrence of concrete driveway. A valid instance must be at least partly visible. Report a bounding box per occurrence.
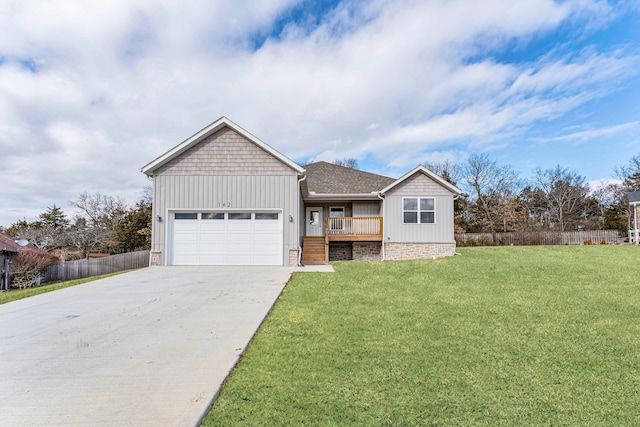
[0,266,322,427]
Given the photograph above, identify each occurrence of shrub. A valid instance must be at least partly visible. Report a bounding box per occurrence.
[10,249,59,289]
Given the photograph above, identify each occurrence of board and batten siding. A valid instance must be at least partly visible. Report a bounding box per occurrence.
[150,127,300,266]
[383,173,456,243]
[353,201,382,217]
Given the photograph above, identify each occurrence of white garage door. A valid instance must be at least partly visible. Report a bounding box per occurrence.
[170,211,283,265]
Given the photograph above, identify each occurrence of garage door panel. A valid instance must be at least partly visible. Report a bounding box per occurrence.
[173,251,199,265]
[171,211,283,266]
[198,253,225,264]
[226,253,253,265]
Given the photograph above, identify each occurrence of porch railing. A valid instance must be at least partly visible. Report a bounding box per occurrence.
[325,217,383,239]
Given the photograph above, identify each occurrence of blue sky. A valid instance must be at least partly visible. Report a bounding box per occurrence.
[0,0,639,227]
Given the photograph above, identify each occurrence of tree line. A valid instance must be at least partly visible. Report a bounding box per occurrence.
[425,153,639,235]
[1,190,152,260]
[3,152,640,261]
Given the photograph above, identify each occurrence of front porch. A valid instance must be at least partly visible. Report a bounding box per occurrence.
[301,217,383,265]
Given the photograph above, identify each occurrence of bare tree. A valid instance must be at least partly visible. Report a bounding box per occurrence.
[614,153,640,191]
[141,186,153,205]
[534,166,589,231]
[72,192,129,254]
[333,157,359,169]
[9,249,59,289]
[462,154,521,234]
[592,182,628,232]
[424,159,463,185]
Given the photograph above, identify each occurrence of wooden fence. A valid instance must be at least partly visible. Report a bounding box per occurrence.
[455,230,625,247]
[45,250,150,282]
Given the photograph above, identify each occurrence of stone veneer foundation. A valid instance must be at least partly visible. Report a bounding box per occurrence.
[150,251,162,266]
[289,249,299,266]
[353,242,382,261]
[329,243,352,261]
[384,242,456,261]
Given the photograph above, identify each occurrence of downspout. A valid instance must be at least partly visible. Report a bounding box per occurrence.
[453,194,462,255]
[297,173,307,266]
[377,192,385,261]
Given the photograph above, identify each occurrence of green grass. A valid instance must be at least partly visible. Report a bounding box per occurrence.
[204,246,640,426]
[0,271,130,305]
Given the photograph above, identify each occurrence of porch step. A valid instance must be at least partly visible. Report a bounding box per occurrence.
[301,236,326,265]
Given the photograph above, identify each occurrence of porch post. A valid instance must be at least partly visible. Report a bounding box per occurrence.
[324,217,329,264]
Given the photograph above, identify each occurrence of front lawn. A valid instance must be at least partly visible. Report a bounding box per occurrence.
[204,246,640,426]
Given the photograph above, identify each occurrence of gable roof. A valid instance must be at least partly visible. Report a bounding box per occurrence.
[141,116,304,176]
[0,232,19,253]
[380,165,463,195]
[302,162,396,197]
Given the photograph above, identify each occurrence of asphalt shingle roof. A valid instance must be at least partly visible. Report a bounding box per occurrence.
[302,161,396,195]
[0,232,19,253]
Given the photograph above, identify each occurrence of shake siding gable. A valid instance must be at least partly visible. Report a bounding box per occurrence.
[155,128,295,176]
[386,173,454,196]
[384,173,456,244]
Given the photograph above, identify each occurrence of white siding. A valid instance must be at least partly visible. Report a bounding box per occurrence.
[353,201,382,217]
[384,173,456,243]
[152,175,298,265]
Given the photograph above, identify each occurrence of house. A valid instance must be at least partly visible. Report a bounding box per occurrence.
[1,232,19,290]
[141,117,462,266]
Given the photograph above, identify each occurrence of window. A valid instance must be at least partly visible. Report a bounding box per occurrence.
[202,212,224,220]
[175,212,197,220]
[228,212,251,220]
[309,210,320,226]
[329,207,345,229]
[255,212,279,220]
[403,197,435,224]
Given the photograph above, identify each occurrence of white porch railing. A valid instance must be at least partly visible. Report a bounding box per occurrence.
[325,217,383,237]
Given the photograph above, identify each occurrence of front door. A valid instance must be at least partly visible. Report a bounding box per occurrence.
[305,207,324,236]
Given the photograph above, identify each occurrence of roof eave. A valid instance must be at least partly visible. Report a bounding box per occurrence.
[303,193,381,201]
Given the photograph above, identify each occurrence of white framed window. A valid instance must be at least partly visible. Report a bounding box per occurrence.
[202,212,224,220]
[255,212,279,220]
[403,197,435,224]
[228,212,251,220]
[329,207,345,229]
[175,212,198,220]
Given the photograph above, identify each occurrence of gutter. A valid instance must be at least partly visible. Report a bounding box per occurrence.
[304,192,381,201]
[377,192,386,261]
[297,173,307,266]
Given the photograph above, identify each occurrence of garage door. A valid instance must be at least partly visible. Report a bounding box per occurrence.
[170,211,283,265]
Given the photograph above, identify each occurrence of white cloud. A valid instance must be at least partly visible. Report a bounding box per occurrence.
[542,121,640,144]
[0,0,638,226]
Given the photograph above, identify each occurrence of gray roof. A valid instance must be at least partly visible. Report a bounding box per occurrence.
[629,192,640,203]
[302,161,395,195]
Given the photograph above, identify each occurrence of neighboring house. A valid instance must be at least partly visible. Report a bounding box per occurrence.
[141,117,462,266]
[1,232,19,289]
